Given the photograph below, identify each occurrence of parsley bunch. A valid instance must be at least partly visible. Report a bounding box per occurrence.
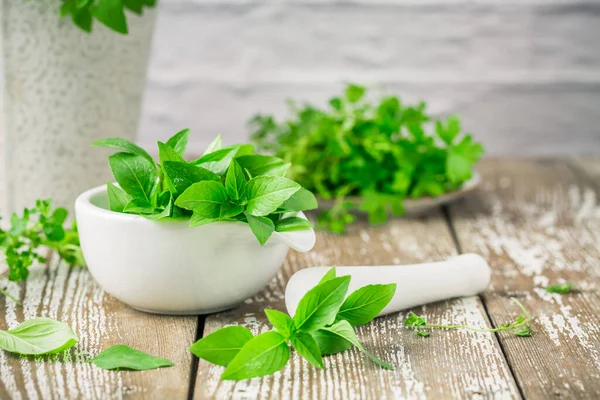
[0,199,85,283]
[93,130,317,245]
[250,83,485,233]
[59,0,156,34]
[190,267,397,380]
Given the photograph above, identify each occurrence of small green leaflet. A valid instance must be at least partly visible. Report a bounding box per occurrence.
[175,181,239,220]
[106,182,132,212]
[336,284,396,326]
[320,320,394,370]
[312,328,352,355]
[158,141,185,164]
[290,332,323,369]
[163,161,220,194]
[92,137,155,167]
[293,276,350,332]
[244,212,275,245]
[190,326,254,367]
[221,331,290,380]
[0,318,78,355]
[236,155,290,177]
[225,159,247,201]
[545,283,575,294]
[245,176,300,216]
[275,217,313,232]
[264,309,295,339]
[88,344,174,371]
[318,267,336,284]
[165,128,190,156]
[280,188,318,211]
[108,153,157,204]
[203,134,223,156]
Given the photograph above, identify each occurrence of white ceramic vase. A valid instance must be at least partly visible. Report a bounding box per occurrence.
[0,0,157,217]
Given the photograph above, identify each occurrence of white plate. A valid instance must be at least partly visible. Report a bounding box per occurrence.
[317,172,481,216]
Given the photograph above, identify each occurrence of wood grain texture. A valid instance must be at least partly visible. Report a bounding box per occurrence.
[194,213,520,399]
[449,159,600,399]
[0,256,197,400]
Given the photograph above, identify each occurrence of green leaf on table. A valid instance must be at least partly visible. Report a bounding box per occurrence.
[236,155,290,177]
[92,138,154,166]
[158,141,185,164]
[88,344,174,370]
[165,128,190,156]
[336,284,396,326]
[293,276,351,332]
[108,153,157,203]
[92,0,128,34]
[280,188,318,211]
[290,331,323,369]
[312,328,352,355]
[320,320,393,370]
[513,325,532,337]
[275,217,312,232]
[190,326,254,367]
[225,159,247,201]
[545,283,575,294]
[264,309,295,339]
[106,182,132,212]
[221,331,289,380]
[203,134,223,156]
[244,212,274,245]
[245,176,300,216]
[163,161,220,194]
[0,318,78,355]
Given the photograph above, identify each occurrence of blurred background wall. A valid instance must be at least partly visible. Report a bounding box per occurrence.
[138,0,600,156]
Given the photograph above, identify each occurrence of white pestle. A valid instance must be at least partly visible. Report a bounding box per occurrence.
[285,253,491,317]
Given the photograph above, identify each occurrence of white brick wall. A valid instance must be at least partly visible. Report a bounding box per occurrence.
[138,0,600,155]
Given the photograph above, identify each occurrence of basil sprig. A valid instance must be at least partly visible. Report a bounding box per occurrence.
[93,131,318,246]
[190,267,397,380]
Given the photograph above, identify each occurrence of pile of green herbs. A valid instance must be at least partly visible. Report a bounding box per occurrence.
[93,130,317,246]
[250,83,485,233]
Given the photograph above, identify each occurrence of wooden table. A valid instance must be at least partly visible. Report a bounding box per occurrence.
[1,159,599,399]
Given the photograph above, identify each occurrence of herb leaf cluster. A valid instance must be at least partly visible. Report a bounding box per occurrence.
[59,0,156,34]
[0,199,85,283]
[404,297,533,337]
[93,130,317,245]
[190,267,397,380]
[250,83,484,233]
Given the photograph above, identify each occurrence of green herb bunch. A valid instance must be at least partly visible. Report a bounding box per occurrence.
[59,0,156,34]
[0,199,85,282]
[190,267,397,380]
[250,83,485,233]
[93,130,317,245]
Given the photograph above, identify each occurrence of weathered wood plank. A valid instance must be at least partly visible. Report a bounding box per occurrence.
[449,159,600,399]
[194,213,520,399]
[0,256,197,400]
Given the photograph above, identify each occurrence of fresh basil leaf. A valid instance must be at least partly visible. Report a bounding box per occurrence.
[318,267,336,284]
[290,331,323,369]
[0,318,78,355]
[293,276,351,332]
[189,213,217,227]
[92,138,154,167]
[313,329,352,355]
[545,283,575,294]
[163,161,220,194]
[106,182,132,212]
[123,198,154,214]
[245,176,300,216]
[92,0,128,34]
[218,203,244,219]
[225,159,246,201]
[158,141,184,164]
[244,212,274,246]
[275,217,313,232]
[203,134,223,155]
[280,187,318,211]
[336,284,396,326]
[165,128,190,156]
[264,309,294,339]
[236,155,290,177]
[192,144,253,175]
[88,344,174,370]
[345,83,366,103]
[144,197,173,220]
[190,326,254,367]
[175,181,228,214]
[222,331,289,380]
[321,320,393,370]
[108,153,157,203]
